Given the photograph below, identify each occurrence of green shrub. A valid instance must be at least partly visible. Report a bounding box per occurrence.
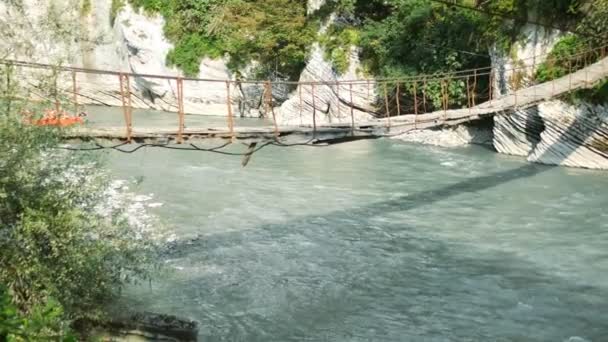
[0,98,156,327]
[110,0,125,25]
[80,0,92,16]
[127,0,317,78]
[535,35,586,83]
[319,25,360,74]
[0,285,75,341]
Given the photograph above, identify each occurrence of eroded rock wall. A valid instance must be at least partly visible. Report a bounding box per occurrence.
[276,0,376,126]
[278,45,376,126]
[491,22,608,169]
[0,0,237,116]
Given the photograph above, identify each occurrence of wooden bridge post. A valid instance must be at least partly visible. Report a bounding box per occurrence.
[568,59,573,92]
[585,54,590,85]
[441,79,448,120]
[4,63,11,114]
[349,83,355,136]
[395,82,401,117]
[71,71,78,116]
[422,77,427,113]
[489,69,494,105]
[53,67,60,113]
[311,83,317,138]
[335,80,340,120]
[414,81,419,129]
[413,81,418,116]
[299,84,303,125]
[383,82,391,129]
[225,80,235,141]
[514,75,518,108]
[472,69,477,106]
[466,76,472,112]
[176,77,185,144]
[118,73,133,142]
[265,81,279,138]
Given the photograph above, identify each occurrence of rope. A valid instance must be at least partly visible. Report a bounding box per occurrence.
[2,43,606,86]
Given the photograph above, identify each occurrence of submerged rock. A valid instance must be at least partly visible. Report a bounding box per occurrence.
[90,312,199,342]
[393,121,494,148]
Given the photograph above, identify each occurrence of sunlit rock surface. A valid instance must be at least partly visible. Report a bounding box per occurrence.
[278,45,376,126]
[528,101,608,169]
[490,22,608,169]
[0,0,237,116]
[393,123,494,148]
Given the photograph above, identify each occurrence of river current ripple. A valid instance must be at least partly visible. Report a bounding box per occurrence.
[103,134,608,342]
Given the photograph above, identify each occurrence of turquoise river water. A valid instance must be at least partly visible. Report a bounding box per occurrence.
[92,108,608,341]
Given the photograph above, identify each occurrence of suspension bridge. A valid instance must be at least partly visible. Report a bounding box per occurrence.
[2,46,607,146]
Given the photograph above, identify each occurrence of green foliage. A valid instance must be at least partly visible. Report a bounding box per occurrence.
[319,25,360,74]
[166,34,223,77]
[535,35,586,83]
[0,67,157,334]
[576,0,608,45]
[122,0,606,105]
[129,0,317,78]
[110,0,125,25]
[80,0,92,16]
[1,286,75,341]
[570,80,608,105]
[354,0,491,111]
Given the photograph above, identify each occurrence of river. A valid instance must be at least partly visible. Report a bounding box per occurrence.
[91,107,608,341]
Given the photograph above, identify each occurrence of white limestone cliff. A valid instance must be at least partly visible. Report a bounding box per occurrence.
[491,22,608,169]
[277,45,376,126]
[0,0,236,116]
[277,0,376,126]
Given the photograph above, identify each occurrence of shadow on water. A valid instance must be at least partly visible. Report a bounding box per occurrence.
[155,114,608,341]
[171,108,598,254]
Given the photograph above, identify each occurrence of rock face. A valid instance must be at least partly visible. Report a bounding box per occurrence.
[1,0,374,120]
[491,23,560,156]
[278,45,376,126]
[0,0,237,116]
[494,101,608,170]
[490,22,608,169]
[89,312,199,342]
[393,119,494,148]
[278,0,376,126]
[529,101,608,169]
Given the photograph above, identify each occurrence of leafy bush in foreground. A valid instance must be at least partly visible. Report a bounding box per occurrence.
[0,108,157,333]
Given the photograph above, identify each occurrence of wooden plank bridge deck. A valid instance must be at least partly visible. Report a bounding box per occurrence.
[5,49,606,145]
[64,55,608,144]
